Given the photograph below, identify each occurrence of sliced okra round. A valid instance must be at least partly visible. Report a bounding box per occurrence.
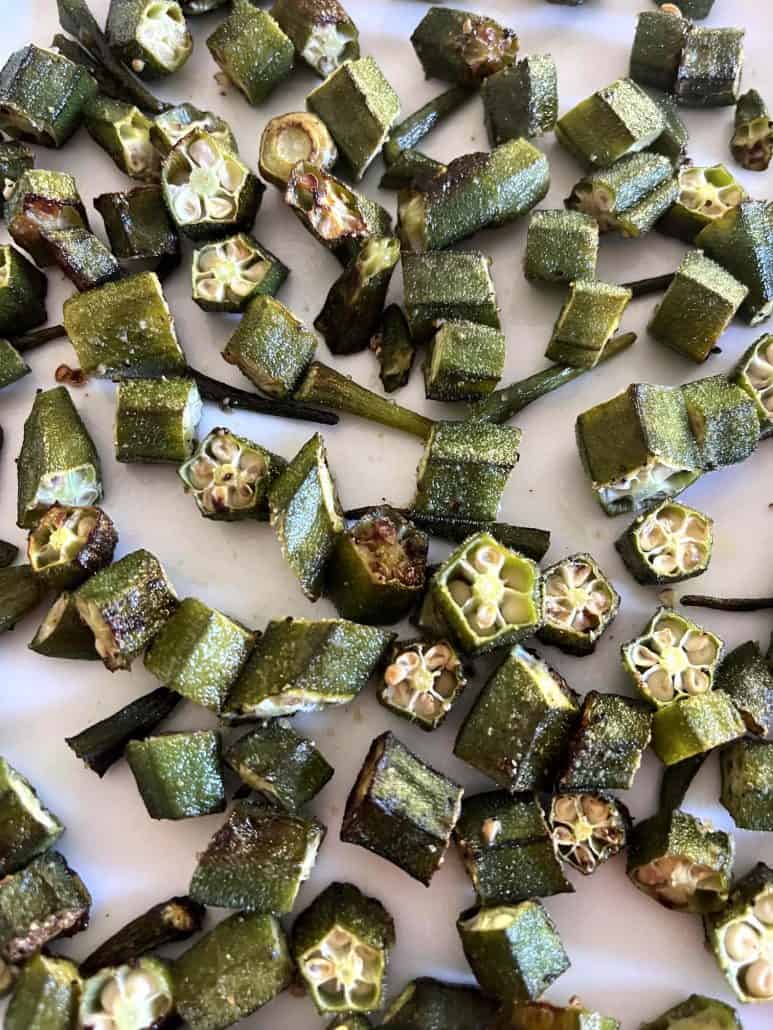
[259,112,337,189]
[652,690,745,766]
[706,863,773,1004]
[629,9,688,94]
[660,165,746,243]
[106,0,193,79]
[523,210,598,285]
[192,233,288,312]
[379,637,467,731]
[80,957,174,1030]
[410,8,519,86]
[547,792,630,875]
[151,102,236,157]
[27,504,117,591]
[84,96,160,183]
[615,501,713,585]
[272,0,360,78]
[731,90,773,172]
[733,334,773,429]
[538,553,619,656]
[285,162,371,256]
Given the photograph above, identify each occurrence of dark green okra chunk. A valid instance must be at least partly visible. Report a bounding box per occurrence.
[0,850,91,961]
[192,233,288,312]
[455,645,579,790]
[539,553,620,656]
[731,90,773,172]
[207,1,294,106]
[378,636,467,731]
[560,692,653,791]
[556,78,665,168]
[0,566,45,635]
[681,375,759,470]
[0,245,46,335]
[424,320,506,401]
[106,0,192,78]
[410,8,518,86]
[705,863,773,1004]
[226,721,333,810]
[0,44,96,147]
[721,738,773,831]
[127,730,225,820]
[272,0,359,78]
[0,343,29,394]
[341,731,463,886]
[374,304,416,393]
[402,250,500,343]
[659,165,745,243]
[734,334,773,430]
[152,102,236,156]
[114,377,201,464]
[381,150,445,190]
[94,186,180,275]
[259,111,337,189]
[223,617,390,719]
[629,10,689,94]
[659,753,707,814]
[676,27,745,108]
[41,228,122,293]
[5,954,80,1030]
[547,792,631,875]
[649,91,690,164]
[293,881,394,1014]
[615,501,713,585]
[696,200,773,326]
[84,95,160,182]
[190,800,324,912]
[716,640,773,735]
[144,597,254,712]
[483,55,557,145]
[27,505,117,591]
[628,807,733,913]
[652,691,745,765]
[383,85,472,166]
[641,994,740,1030]
[454,791,572,904]
[0,758,63,877]
[80,957,173,1030]
[30,591,98,661]
[0,141,33,217]
[566,152,677,238]
[17,386,102,530]
[545,280,632,369]
[524,210,598,284]
[173,912,293,1030]
[457,902,569,1003]
[382,977,497,1030]
[6,169,88,267]
[495,1002,620,1030]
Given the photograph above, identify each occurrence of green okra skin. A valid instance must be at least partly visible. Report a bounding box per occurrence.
[538,553,620,656]
[403,250,500,343]
[0,141,34,218]
[315,236,401,356]
[733,334,773,429]
[629,11,689,94]
[17,386,102,530]
[5,954,81,1030]
[651,690,745,766]
[641,994,741,1030]
[0,339,30,391]
[106,0,193,79]
[682,375,759,470]
[207,1,294,106]
[341,730,463,886]
[190,800,324,913]
[94,186,180,275]
[65,686,180,776]
[192,233,288,313]
[659,164,746,244]
[547,792,631,875]
[659,753,707,813]
[181,0,227,12]
[676,27,745,108]
[382,977,498,1030]
[27,505,117,592]
[384,85,472,166]
[127,730,225,820]
[628,807,733,913]
[705,862,773,1004]
[614,500,713,586]
[696,200,773,326]
[293,881,394,1014]
[457,902,570,1003]
[0,850,91,962]
[483,55,558,146]
[649,90,690,164]
[222,295,316,399]
[259,111,337,189]
[378,636,467,731]
[223,616,391,719]
[84,95,160,183]
[41,228,122,293]
[226,721,333,810]
[494,1001,620,1030]
[411,8,518,86]
[173,911,294,1030]
[0,542,18,569]
[79,957,174,1029]
[524,210,598,284]
[375,304,416,393]
[6,169,88,268]
[0,245,47,336]
[30,591,98,660]
[731,89,773,172]
[716,640,773,735]
[546,280,632,369]
[720,738,773,831]
[454,791,572,905]
[114,377,201,464]
[455,645,579,790]
[152,102,236,157]
[0,758,63,878]
[424,320,506,402]
[567,152,677,238]
[272,0,359,78]
[380,150,445,191]
[560,692,653,791]
[399,139,550,254]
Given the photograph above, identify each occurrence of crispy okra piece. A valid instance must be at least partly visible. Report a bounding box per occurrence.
[641,994,740,1030]
[720,739,773,831]
[5,954,80,1030]
[84,95,160,184]
[547,792,630,876]
[382,977,498,1030]
[384,85,472,166]
[223,295,316,399]
[0,566,45,635]
[115,377,201,464]
[94,186,180,275]
[0,141,33,218]
[79,957,173,1029]
[41,228,121,292]
[226,721,333,810]
[411,8,518,86]
[560,692,653,791]
[734,334,773,429]
[373,304,416,393]
[399,139,550,254]
[190,800,324,912]
[716,641,773,735]
[731,90,773,172]
[0,44,96,147]
[681,375,759,470]
[272,0,358,77]
[0,245,46,335]
[259,112,336,190]
[567,152,677,238]
[524,210,598,284]
[538,553,620,656]
[207,1,294,106]
[628,807,733,913]
[106,0,192,78]
[293,881,394,1014]
[6,169,88,267]
[676,27,745,108]
[380,149,445,191]
[192,233,287,313]
[17,386,102,530]
[403,250,500,343]
[696,200,773,326]
[705,863,773,1004]
[152,102,236,157]
[27,505,117,591]
[615,500,713,585]
[495,1001,620,1030]
[315,236,400,356]
[424,320,506,401]
[30,592,98,661]
[0,758,63,877]
[483,55,557,145]
[0,850,91,961]
[546,281,632,369]
[224,616,390,719]
[659,165,745,243]
[127,730,225,820]
[455,645,579,790]
[629,11,688,94]
[649,91,689,164]
[458,902,569,1003]
[455,791,572,904]
[379,637,467,731]
[651,690,745,765]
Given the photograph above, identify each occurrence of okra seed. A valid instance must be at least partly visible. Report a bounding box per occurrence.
[384,664,407,688]
[425,644,452,669]
[500,594,530,625]
[683,634,717,665]
[473,602,499,631]
[581,795,610,824]
[744,959,773,998]
[754,894,773,925]
[725,921,762,962]
[646,668,675,701]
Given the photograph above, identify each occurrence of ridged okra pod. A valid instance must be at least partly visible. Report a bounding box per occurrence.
[5,954,80,1030]
[106,0,192,78]
[272,0,359,78]
[410,8,518,86]
[399,139,549,253]
[681,375,759,471]
[206,1,294,105]
[649,92,689,164]
[696,200,773,326]
[6,169,88,267]
[94,186,180,275]
[538,553,619,656]
[27,505,117,591]
[17,386,102,530]
[378,636,467,731]
[192,233,288,312]
[30,591,98,660]
[80,958,173,1028]
[721,739,773,831]
[382,977,497,1030]
[226,720,333,810]
[0,339,29,394]
[425,320,505,401]
[403,250,500,343]
[615,500,712,585]
[114,377,201,464]
[651,690,745,766]
[0,758,63,877]
[483,55,557,145]
[641,995,740,1030]
[566,152,677,238]
[731,90,773,172]
[545,280,632,369]
[84,95,160,184]
[494,1001,620,1030]
[293,881,394,1014]
[222,295,316,399]
[524,210,598,285]
[705,863,773,1004]
[151,102,235,156]
[384,85,472,166]
[374,304,416,393]
[0,245,47,335]
[259,111,336,188]
[675,27,745,108]
[0,566,45,634]
[629,10,689,94]
[560,691,653,791]
[41,228,121,293]
[547,792,631,875]
[380,150,444,191]
[127,730,225,820]
[734,334,773,431]
[716,640,773,735]
[0,141,33,217]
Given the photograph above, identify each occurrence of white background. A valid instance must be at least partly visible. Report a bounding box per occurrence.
[1,1,772,1027]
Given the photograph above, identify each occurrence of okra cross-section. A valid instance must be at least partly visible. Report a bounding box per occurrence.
[259,112,337,189]
[0,757,63,878]
[190,801,324,913]
[615,501,713,585]
[378,636,467,731]
[675,27,745,108]
[538,553,619,656]
[410,7,518,86]
[79,957,174,1030]
[455,645,579,791]
[641,995,740,1030]
[382,977,498,1029]
[225,720,333,810]
[651,690,745,766]
[292,881,394,1014]
[523,210,598,285]
[6,169,88,268]
[151,102,236,157]
[114,377,201,464]
[716,640,773,735]
[734,335,773,430]
[545,280,632,369]
[628,807,733,913]
[721,739,773,831]
[706,863,773,1003]
[493,1000,620,1030]
[223,617,391,719]
[424,320,506,401]
[547,792,630,876]
[4,953,80,1030]
[94,186,180,275]
[566,152,677,238]
[696,200,773,326]
[273,0,359,78]
[341,731,463,886]
[127,730,225,820]
[106,0,193,78]
[732,90,773,172]
[560,691,653,791]
[27,504,117,591]
[403,250,500,343]
[659,164,746,243]
[192,233,288,312]
[206,1,294,105]
[0,245,47,336]
[483,55,558,145]
[83,95,160,183]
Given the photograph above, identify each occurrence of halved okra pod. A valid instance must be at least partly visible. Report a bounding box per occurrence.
[6,169,88,267]
[259,112,337,189]
[79,957,173,1029]
[384,85,472,166]
[524,210,598,284]
[5,954,80,1030]
[457,902,569,1003]
[566,152,677,238]
[705,862,773,1004]
[30,591,98,660]
[630,10,689,94]
[0,566,45,635]
[455,645,579,790]
[494,1001,620,1030]
[560,692,653,791]
[226,721,333,810]
[17,386,102,530]
[84,95,160,182]
[106,0,192,78]
[410,8,518,86]
[642,995,740,1030]
[615,500,712,585]
[734,334,773,430]
[696,200,773,326]
[190,800,324,912]
[424,320,506,401]
[0,758,63,877]
[483,55,557,145]
[545,281,632,369]
[382,977,498,1030]
[373,304,416,393]
[151,102,236,156]
[27,504,117,591]
[538,553,620,656]
[223,616,391,719]
[114,377,201,464]
[399,139,550,254]
[223,295,316,399]
[731,90,773,172]
[628,807,733,913]
[651,690,745,766]
[403,250,500,343]
[716,640,773,735]
[273,0,359,78]
[206,1,294,105]
[658,163,744,241]
[547,792,631,875]
[721,739,773,831]
[675,27,745,108]
[454,791,572,904]
[0,141,33,217]
[94,186,180,276]
[41,227,122,292]
[293,881,394,1015]
[192,233,288,313]
[127,730,225,820]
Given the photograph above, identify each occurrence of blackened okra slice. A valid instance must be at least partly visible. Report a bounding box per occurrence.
[538,553,620,656]
[652,691,745,766]
[190,800,324,913]
[716,640,773,735]
[733,334,773,430]
[28,504,117,591]
[402,250,500,343]
[454,791,572,904]
[615,500,712,585]
[192,233,288,313]
[127,730,225,820]
[5,953,80,1030]
[641,994,741,1030]
[628,807,733,913]
[40,227,122,293]
[424,320,505,401]
[374,304,416,393]
[152,102,236,157]
[455,645,579,791]
[382,977,498,1030]
[272,0,358,78]
[483,55,558,145]
[79,957,173,1029]
[410,7,518,86]
[222,295,316,399]
[106,0,192,79]
[547,792,631,875]
[560,691,653,791]
[0,141,33,218]
[114,377,201,464]
[0,245,46,335]
[259,112,337,189]
[84,95,160,183]
[675,27,745,108]
[659,165,746,244]
[293,881,394,1014]
[30,591,98,660]
[705,863,773,1004]
[0,757,63,877]
[524,210,598,285]
[720,738,773,831]
[379,636,467,731]
[226,721,333,810]
[206,1,294,106]
[545,280,632,369]
[731,90,773,172]
[6,169,88,268]
[566,152,677,238]
[629,10,688,94]
[494,1001,620,1030]
[94,186,180,275]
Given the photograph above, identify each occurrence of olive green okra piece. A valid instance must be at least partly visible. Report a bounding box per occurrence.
[720,738,773,831]
[411,7,518,86]
[0,758,63,878]
[538,553,620,656]
[705,862,773,1004]
[494,1001,620,1030]
[293,881,394,1014]
[734,334,773,430]
[226,721,333,810]
[30,591,98,660]
[615,500,713,585]
[0,245,46,335]
[425,320,506,401]
[403,250,500,343]
[380,149,445,191]
[5,954,81,1030]
[483,55,558,145]
[652,691,745,766]
[546,281,632,369]
[374,304,416,393]
[384,85,472,166]
[649,91,689,164]
[629,10,689,94]
[454,791,572,905]
[152,102,236,157]
[17,386,102,530]
[6,169,88,268]
[378,636,467,731]
[641,994,741,1030]
[41,228,122,293]
[399,139,550,254]
[94,186,180,275]
[547,792,631,876]
[106,0,192,78]
[659,752,707,814]
[524,210,598,284]
[0,339,29,390]
[628,807,733,913]
[0,850,91,962]
[696,200,773,326]
[716,641,773,735]
[272,0,359,78]
[0,566,45,634]
[207,1,294,106]
[382,977,498,1030]
[27,505,117,591]
[0,141,33,217]
[173,912,293,1030]
[84,95,160,183]
[222,295,316,399]
[79,957,174,1029]
[192,233,288,313]
[115,377,201,464]
[127,730,225,820]
[567,152,677,238]
[731,90,773,172]
[560,692,653,791]
[455,645,579,791]
[682,375,759,470]
[675,27,745,108]
[259,111,336,189]
[190,800,324,912]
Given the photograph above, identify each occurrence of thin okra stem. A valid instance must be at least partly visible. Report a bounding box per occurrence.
[681,594,773,612]
[620,272,676,299]
[383,85,474,165]
[187,368,339,427]
[12,325,67,354]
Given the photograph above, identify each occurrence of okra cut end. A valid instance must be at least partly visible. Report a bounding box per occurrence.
[27,505,118,592]
[207,2,294,106]
[106,0,193,79]
[658,164,747,243]
[705,863,773,1003]
[731,90,773,172]
[272,0,360,78]
[615,500,713,585]
[547,792,630,876]
[538,553,620,656]
[192,233,288,312]
[0,757,64,878]
[151,102,237,157]
[259,111,337,189]
[410,8,519,86]
[378,637,467,731]
[84,95,161,184]
[79,957,174,1030]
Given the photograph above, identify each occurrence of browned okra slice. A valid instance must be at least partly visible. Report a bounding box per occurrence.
[538,553,619,656]
[546,792,631,875]
[378,637,467,731]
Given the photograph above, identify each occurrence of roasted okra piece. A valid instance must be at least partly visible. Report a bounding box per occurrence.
[424,320,505,401]
[84,95,160,184]
[651,691,745,766]
[30,591,98,661]
[378,636,467,731]
[676,27,745,108]
[380,149,444,191]
[560,692,653,791]
[384,85,472,166]
[192,233,287,313]
[659,165,745,243]
[717,641,773,735]
[547,792,630,875]
[720,739,773,831]
[106,0,192,78]
[0,850,91,961]
[223,295,316,399]
[27,504,117,591]
[0,44,96,147]
[315,236,400,356]
[734,334,773,430]
[705,863,773,1004]
[94,186,180,275]
[259,112,336,190]
[403,250,500,343]
[483,55,557,145]
[127,730,225,820]
[374,304,416,393]
[696,200,773,326]
[566,153,677,238]
[731,90,773,172]
[0,566,45,635]
[207,1,294,106]
[538,553,619,656]
[455,645,579,790]
[272,0,358,77]
[223,617,390,719]
[190,800,324,912]
[293,881,393,1015]
[382,977,498,1029]
[0,245,46,335]
[17,386,102,530]
[524,211,598,285]
[399,139,550,254]
[114,377,201,464]
[546,281,632,369]
[641,995,740,1030]
[79,957,173,1030]
[411,7,518,86]
[455,791,571,904]
[629,10,689,94]
[649,92,689,164]
[494,1001,620,1030]
[6,169,88,267]
[0,758,63,877]
[0,141,33,218]
[5,953,80,1030]
[457,902,569,1003]
[628,807,733,913]
[41,228,121,292]
[615,500,712,585]
[152,102,235,157]
[681,375,759,470]
[226,721,333,810]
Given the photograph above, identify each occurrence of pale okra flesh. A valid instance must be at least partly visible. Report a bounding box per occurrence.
[192,233,288,312]
[705,863,773,1004]
[538,553,620,656]
[79,957,174,1030]
[30,591,98,661]
[494,1000,620,1030]
[83,94,160,182]
[410,7,519,86]
[733,334,773,430]
[259,112,337,188]
[106,0,193,79]
[658,164,746,243]
[547,792,630,876]
[27,504,117,591]
[272,0,359,78]
[379,637,467,731]
[0,757,64,878]
[6,169,88,267]
[615,500,713,585]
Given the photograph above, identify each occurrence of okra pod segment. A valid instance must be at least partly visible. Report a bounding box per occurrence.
[206,1,294,106]
[651,690,745,765]
[29,591,98,660]
[106,0,192,79]
[80,957,173,1029]
[0,245,47,336]
[272,0,359,77]
[383,85,472,166]
[27,504,117,591]
[0,141,33,218]
[494,1001,620,1030]
[538,553,620,656]
[675,27,745,108]
[4,953,80,1030]
[94,186,180,276]
[524,210,598,285]
[152,102,236,157]
[0,758,63,877]
[545,280,632,369]
[659,164,746,243]
[259,112,337,189]
[192,233,288,313]
[483,55,558,145]
[373,304,416,393]
[641,995,740,1030]
[404,250,500,343]
[84,95,160,182]
[566,152,677,238]
[721,738,773,831]
[705,863,773,1004]
[629,10,689,94]
[424,320,505,401]
[127,730,225,820]
[411,8,518,86]
[731,90,772,172]
[379,150,444,191]
[41,228,122,293]
[547,792,631,876]
[378,636,467,731]
[715,640,773,735]
[560,691,653,791]
[649,91,689,165]
[226,721,333,810]
[0,566,46,635]
[681,374,759,470]
[223,295,316,400]
[733,334,773,429]
[615,500,713,585]
[114,376,202,464]
[382,977,498,1030]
